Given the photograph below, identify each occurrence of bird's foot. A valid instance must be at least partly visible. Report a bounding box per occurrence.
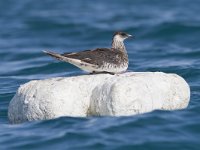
[90,71,115,75]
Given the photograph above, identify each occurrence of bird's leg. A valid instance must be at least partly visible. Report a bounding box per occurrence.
[89,71,96,75]
[89,71,115,75]
[103,71,115,75]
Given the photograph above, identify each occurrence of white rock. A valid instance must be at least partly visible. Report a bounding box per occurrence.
[8,72,190,124]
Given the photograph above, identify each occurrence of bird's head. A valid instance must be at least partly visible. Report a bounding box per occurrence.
[113,31,132,41]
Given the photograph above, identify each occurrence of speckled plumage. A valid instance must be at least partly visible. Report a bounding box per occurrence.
[43,32,132,74]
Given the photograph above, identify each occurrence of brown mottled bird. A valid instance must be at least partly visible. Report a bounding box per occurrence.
[43,32,132,74]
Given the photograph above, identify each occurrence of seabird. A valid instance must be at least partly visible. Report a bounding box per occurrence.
[43,32,132,74]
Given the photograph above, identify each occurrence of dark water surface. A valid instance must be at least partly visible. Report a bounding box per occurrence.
[0,0,200,149]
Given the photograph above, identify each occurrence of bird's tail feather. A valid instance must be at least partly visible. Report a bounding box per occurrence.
[43,50,84,66]
[43,50,97,72]
[43,50,68,61]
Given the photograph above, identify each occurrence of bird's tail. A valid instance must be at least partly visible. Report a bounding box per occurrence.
[43,50,68,61]
[43,50,83,66]
[43,50,97,72]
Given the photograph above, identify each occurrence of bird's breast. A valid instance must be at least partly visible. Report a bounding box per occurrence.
[98,61,128,73]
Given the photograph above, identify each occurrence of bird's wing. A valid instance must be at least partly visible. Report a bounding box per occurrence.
[62,48,120,66]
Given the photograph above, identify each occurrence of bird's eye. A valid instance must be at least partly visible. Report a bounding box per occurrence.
[121,33,126,36]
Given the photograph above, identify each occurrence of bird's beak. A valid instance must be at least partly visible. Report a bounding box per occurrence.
[127,34,133,38]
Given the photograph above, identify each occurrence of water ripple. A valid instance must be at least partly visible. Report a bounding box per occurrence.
[0,0,200,149]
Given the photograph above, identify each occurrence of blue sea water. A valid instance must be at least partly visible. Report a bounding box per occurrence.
[0,0,200,149]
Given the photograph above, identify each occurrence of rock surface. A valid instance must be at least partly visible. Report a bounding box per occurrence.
[8,72,190,124]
